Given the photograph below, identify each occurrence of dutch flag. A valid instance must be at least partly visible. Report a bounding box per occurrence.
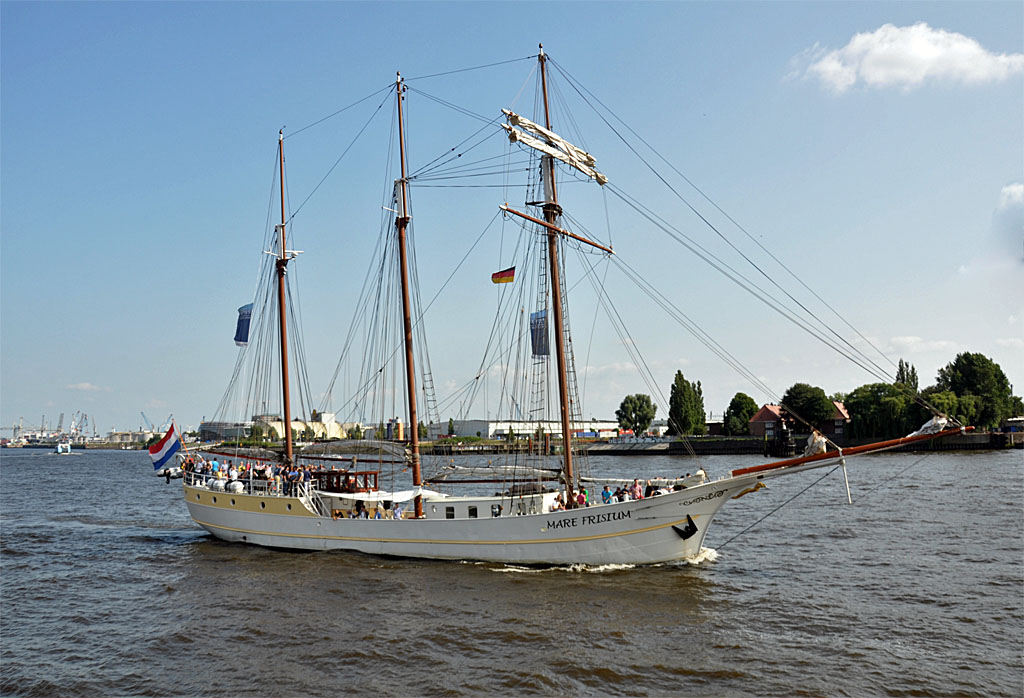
[149,425,181,471]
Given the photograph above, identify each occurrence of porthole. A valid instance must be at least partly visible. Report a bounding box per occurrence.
[231,499,236,506]
[431,505,437,513]
[287,504,292,511]
[195,494,201,501]
[212,496,217,504]
[260,502,266,509]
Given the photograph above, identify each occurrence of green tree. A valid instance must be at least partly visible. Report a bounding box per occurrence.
[346,425,363,440]
[667,371,707,436]
[722,392,759,436]
[781,383,835,431]
[895,358,919,391]
[846,383,914,439]
[302,426,315,441]
[418,421,427,439]
[447,418,455,436]
[615,394,657,435]
[250,425,263,442]
[936,352,1013,428]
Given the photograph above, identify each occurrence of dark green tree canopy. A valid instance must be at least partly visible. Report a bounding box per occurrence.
[667,371,707,436]
[936,352,1013,428]
[846,382,914,439]
[781,383,835,430]
[615,394,657,435]
[723,392,759,435]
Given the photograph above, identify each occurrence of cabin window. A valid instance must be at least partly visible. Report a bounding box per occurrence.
[491,504,503,517]
[468,506,478,518]
[445,506,455,519]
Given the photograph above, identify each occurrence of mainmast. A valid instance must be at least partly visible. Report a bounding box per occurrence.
[395,74,423,518]
[537,45,577,503]
[276,130,294,466]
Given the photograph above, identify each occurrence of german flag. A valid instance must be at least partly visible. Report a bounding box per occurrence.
[491,266,515,284]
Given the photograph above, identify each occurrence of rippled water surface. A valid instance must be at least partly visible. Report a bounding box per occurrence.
[1,448,1021,696]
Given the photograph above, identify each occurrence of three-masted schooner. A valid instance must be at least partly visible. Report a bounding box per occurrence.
[180,49,966,565]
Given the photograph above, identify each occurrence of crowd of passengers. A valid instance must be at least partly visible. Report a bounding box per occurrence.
[182,456,316,496]
[549,470,706,512]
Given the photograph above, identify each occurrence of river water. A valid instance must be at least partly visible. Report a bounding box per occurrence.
[1,448,1021,696]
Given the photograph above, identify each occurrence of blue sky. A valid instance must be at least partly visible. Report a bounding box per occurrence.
[2,1,1021,435]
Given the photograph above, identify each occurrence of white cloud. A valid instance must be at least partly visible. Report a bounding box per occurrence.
[801,23,1024,93]
[999,183,1024,210]
[993,182,1024,260]
[581,361,638,377]
[890,336,959,353]
[66,382,108,392]
[996,337,1024,350]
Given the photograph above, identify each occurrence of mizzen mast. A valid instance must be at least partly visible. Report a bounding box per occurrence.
[276,130,294,466]
[500,45,610,506]
[538,45,577,504]
[395,73,424,519]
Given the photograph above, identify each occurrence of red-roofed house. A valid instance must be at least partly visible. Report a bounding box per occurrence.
[823,401,850,436]
[749,401,851,437]
[748,404,784,438]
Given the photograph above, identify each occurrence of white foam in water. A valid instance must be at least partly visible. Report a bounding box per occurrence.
[683,546,718,565]
[490,555,721,573]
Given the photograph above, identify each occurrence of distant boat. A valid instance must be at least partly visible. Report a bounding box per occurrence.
[179,49,968,565]
[55,440,72,454]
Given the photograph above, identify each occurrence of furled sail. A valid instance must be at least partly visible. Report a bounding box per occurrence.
[502,109,608,185]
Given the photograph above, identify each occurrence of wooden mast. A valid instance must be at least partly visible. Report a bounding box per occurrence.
[395,73,423,518]
[538,45,577,505]
[276,130,294,466]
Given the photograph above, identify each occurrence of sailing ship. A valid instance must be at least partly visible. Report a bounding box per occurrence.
[180,49,967,565]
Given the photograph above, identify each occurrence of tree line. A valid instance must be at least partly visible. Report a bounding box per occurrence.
[616,352,1020,438]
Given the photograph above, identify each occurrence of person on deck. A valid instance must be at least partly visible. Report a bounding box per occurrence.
[601,486,612,505]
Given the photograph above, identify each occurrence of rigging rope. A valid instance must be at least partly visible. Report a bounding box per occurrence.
[716,466,840,550]
[405,55,537,82]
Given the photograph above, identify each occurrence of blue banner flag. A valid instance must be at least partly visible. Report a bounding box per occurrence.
[530,309,549,356]
[234,303,254,346]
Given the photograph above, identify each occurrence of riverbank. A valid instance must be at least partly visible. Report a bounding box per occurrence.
[425,431,1022,457]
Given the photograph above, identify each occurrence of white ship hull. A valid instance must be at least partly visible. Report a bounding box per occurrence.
[184,470,789,565]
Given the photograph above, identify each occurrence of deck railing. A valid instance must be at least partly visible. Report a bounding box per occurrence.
[183,469,314,499]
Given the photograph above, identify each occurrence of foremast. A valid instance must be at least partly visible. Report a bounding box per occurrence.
[276,130,294,466]
[395,74,424,519]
